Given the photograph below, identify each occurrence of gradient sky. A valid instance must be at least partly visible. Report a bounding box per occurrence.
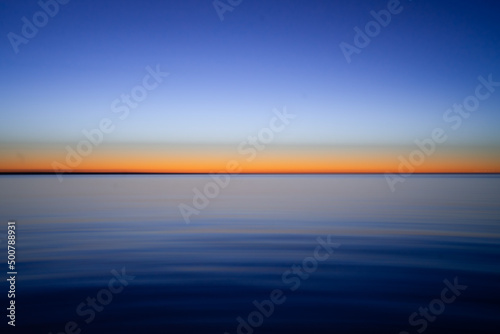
[1,0,500,173]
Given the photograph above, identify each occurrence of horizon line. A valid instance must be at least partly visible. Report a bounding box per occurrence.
[1,172,499,175]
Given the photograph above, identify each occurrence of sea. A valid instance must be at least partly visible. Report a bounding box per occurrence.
[0,174,499,333]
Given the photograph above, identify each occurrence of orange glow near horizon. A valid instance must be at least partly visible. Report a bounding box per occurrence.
[1,144,499,174]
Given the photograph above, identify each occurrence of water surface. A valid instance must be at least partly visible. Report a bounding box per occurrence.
[0,175,499,333]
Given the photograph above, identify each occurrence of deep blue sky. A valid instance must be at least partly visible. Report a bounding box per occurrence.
[1,0,499,149]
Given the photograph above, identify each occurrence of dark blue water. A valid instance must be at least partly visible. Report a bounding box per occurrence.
[1,175,499,333]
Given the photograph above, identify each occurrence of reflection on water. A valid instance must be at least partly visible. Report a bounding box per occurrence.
[0,175,499,333]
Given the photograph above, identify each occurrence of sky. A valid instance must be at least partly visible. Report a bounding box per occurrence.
[0,0,499,173]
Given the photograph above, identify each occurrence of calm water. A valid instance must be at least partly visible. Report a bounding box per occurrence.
[0,175,499,333]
